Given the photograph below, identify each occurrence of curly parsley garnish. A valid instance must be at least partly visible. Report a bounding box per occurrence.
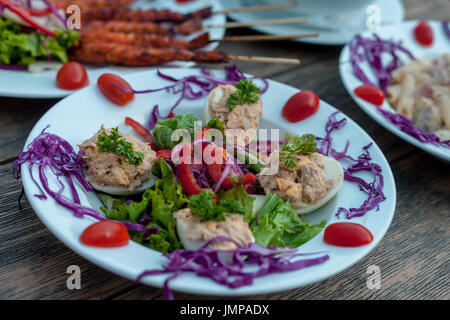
[280,134,317,169]
[226,79,261,111]
[188,190,246,221]
[96,127,144,166]
[206,117,225,133]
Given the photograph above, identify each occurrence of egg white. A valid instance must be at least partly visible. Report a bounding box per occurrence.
[252,155,344,215]
[90,175,157,196]
[202,85,224,125]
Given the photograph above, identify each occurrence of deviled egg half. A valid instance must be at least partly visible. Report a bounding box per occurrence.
[202,83,263,145]
[79,126,158,196]
[173,208,254,251]
[256,151,344,215]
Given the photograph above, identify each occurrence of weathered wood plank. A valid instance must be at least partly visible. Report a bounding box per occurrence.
[0,163,135,299]
[0,98,55,163]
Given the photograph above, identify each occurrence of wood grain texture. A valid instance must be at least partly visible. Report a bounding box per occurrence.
[0,0,448,300]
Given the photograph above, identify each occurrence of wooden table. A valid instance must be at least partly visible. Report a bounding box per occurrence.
[0,0,449,300]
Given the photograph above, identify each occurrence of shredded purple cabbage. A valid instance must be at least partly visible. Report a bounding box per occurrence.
[443,20,450,39]
[318,112,386,219]
[191,167,211,188]
[136,236,329,300]
[13,127,159,233]
[349,34,415,92]
[377,108,450,148]
[127,66,268,129]
[0,64,28,71]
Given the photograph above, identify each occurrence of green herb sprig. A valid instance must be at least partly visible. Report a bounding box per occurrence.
[188,190,246,221]
[96,127,144,166]
[280,134,317,169]
[226,79,261,111]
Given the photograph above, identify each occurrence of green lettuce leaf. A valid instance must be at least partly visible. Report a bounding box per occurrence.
[97,159,186,252]
[217,185,255,223]
[0,18,80,66]
[152,113,197,149]
[250,191,325,248]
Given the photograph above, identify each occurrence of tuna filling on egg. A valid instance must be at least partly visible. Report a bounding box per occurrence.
[173,208,253,250]
[258,152,334,209]
[208,84,262,145]
[79,126,157,191]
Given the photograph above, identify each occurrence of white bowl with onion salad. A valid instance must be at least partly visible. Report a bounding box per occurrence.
[15,67,396,298]
[339,20,450,163]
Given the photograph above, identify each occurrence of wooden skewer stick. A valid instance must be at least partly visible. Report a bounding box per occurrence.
[214,1,298,15]
[228,55,300,65]
[206,17,308,29]
[219,33,319,42]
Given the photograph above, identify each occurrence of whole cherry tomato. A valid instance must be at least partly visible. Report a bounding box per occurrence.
[414,21,433,47]
[56,62,89,90]
[354,84,385,106]
[323,223,373,247]
[80,220,130,247]
[282,90,320,123]
[97,73,134,106]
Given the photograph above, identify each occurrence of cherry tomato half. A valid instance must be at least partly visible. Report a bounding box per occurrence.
[414,21,433,47]
[354,84,385,106]
[80,220,130,248]
[97,73,134,106]
[282,90,320,123]
[323,222,373,247]
[56,62,89,90]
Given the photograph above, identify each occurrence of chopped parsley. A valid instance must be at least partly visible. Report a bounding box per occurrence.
[226,79,261,111]
[96,127,144,166]
[206,117,225,133]
[280,134,317,169]
[188,190,246,221]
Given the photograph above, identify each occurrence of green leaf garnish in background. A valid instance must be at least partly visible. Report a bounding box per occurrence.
[226,79,261,111]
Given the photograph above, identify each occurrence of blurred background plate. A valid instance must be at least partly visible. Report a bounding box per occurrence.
[339,20,450,162]
[221,0,404,45]
[0,0,226,99]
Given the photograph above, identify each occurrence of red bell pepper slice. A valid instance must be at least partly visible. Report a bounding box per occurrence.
[29,4,64,17]
[176,143,204,196]
[124,117,159,151]
[178,162,204,196]
[0,1,57,37]
[156,149,172,159]
[239,173,257,185]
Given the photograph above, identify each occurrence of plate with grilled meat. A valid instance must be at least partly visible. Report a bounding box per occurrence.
[0,0,226,98]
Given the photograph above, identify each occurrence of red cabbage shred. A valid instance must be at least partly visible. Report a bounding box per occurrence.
[13,127,157,233]
[349,34,415,92]
[136,237,329,300]
[318,112,386,219]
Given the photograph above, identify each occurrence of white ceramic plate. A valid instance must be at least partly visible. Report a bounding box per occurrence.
[21,68,396,296]
[339,20,450,163]
[220,0,404,45]
[0,0,225,98]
